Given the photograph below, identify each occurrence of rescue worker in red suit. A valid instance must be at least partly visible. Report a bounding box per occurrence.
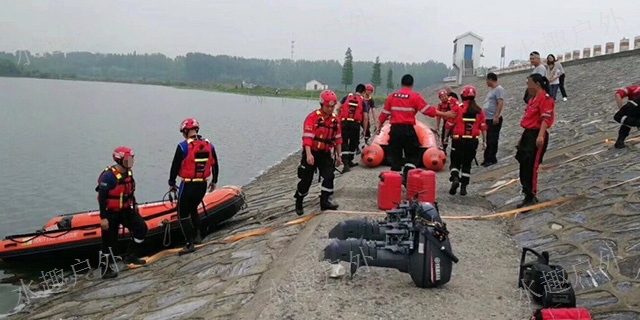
[364,84,377,143]
[444,85,487,196]
[294,90,343,216]
[613,83,640,148]
[168,118,219,254]
[436,89,460,153]
[376,74,454,182]
[336,84,368,172]
[516,74,555,208]
[96,146,148,279]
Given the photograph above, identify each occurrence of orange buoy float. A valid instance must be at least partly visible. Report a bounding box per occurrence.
[422,148,446,171]
[362,144,385,167]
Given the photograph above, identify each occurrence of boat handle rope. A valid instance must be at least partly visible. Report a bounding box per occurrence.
[160,219,171,247]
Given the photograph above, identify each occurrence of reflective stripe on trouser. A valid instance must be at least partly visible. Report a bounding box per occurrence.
[516,129,548,198]
[296,150,335,198]
[341,121,361,163]
[449,138,478,185]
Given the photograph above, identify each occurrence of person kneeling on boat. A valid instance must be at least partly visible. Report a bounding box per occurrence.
[294,90,343,216]
[444,85,487,196]
[96,146,148,279]
[168,118,219,254]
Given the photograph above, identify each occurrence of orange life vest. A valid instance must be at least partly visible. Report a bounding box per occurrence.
[179,137,215,182]
[311,110,340,152]
[96,166,135,211]
[447,102,486,139]
[339,93,365,123]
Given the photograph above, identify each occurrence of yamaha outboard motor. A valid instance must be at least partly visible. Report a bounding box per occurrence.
[323,200,458,288]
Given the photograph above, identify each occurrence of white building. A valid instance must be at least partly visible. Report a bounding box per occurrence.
[305,80,328,91]
[452,31,483,85]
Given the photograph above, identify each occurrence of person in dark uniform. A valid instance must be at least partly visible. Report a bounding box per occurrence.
[444,85,487,196]
[516,73,555,209]
[294,90,343,216]
[612,84,640,148]
[96,146,148,279]
[168,118,219,254]
[336,84,368,172]
[376,74,454,182]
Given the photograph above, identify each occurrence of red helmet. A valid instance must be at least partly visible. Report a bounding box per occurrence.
[461,85,477,98]
[438,90,448,98]
[113,146,134,163]
[319,90,338,108]
[365,84,374,92]
[180,118,200,133]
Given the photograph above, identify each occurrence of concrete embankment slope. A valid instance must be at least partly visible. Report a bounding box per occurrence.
[420,54,640,319]
[8,54,640,320]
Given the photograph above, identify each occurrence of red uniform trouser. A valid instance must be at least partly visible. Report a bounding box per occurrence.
[516,129,549,198]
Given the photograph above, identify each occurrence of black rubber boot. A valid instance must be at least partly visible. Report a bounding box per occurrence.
[179,242,196,255]
[516,196,539,209]
[193,230,203,244]
[295,195,304,216]
[101,264,118,279]
[320,194,339,211]
[615,126,630,149]
[341,156,350,173]
[449,177,460,195]
[614,135,626,149]
[124,242,146,265]
[459,184,467,196]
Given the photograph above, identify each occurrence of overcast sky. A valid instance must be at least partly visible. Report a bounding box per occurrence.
[1,0,637,68]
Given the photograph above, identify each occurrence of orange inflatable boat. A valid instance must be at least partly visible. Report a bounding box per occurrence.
[368,121,443,167]
[0,186,246,263]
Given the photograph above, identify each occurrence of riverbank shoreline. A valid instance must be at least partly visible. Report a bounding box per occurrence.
[0,75,389,105]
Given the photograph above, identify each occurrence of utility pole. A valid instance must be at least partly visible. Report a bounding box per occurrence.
[291,40,295,60]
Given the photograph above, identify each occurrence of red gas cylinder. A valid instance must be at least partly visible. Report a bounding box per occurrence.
[406,169,436,203]
[378,171,403,210]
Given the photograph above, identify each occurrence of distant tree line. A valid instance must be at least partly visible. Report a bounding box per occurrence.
[0,50,450,91]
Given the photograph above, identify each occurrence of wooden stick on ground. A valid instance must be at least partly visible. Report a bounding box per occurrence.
[601,175,640,191]
[441,197,577,220]
[483,178,519,196]
[483,149,606,195]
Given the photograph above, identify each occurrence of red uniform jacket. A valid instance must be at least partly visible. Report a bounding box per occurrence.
[379,88,437,125]
[339,93,365,123]
[616,85,640,101]
[437,97,459,122]
[302,109,343,152]
[521,92,555,130]
[445,101,487,138]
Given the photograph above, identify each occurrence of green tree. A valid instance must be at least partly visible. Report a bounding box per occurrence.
[341,47,353,91]
[370,56,381,88]
[0,50,451,90]
[386,68,394,95]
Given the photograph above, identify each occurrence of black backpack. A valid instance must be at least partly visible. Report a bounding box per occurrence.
[518,247,576,308]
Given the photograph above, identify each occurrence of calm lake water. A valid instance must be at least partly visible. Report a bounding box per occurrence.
[0,77,319,315]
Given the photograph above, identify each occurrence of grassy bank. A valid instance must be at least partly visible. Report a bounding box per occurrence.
[0,71,389,105]
[171,82,389,105]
